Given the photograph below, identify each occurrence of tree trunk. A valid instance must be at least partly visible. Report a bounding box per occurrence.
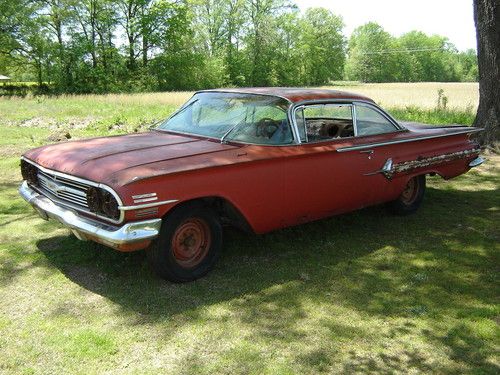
[36,59,43,87]
[90,0,98,68]
[128,35,136,69]
[142,36,148,66]
[473,0,500,147]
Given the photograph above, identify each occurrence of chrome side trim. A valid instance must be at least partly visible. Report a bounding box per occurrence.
[365,149,480,179]
[132,193,157,199]
[364,158,394,178]
[133,197,158,203]
[291,105,305,144]
[132,192,158,203]
[21,157,125,224]
[19,181,161,246]
[352,104,358,136]
[468,156,485,167]
[119,199,179,211]
[381,158,394,177]
[135,207,159,218]
[336,128,483,152]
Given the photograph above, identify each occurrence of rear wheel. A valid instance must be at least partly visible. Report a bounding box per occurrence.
[147,203,222,282]
[388,175,426,215]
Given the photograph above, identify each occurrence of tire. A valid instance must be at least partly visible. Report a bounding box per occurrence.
[147,202,222,282]
[387,175,426,216]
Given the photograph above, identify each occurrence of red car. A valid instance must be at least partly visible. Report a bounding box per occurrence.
[19,88,484,282]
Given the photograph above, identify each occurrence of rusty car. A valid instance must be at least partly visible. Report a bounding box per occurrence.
[19,88,484,282]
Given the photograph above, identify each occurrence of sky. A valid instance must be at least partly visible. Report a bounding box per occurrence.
[295,0,477,51]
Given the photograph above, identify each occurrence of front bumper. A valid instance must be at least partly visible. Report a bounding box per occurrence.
[19,181,161,251]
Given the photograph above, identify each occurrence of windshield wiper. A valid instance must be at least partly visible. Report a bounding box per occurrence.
[220,122,241,144]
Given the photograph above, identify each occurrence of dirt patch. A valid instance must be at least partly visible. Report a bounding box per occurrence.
[0,145,28,158]
[46,131,72,142]
[19,117,57,128]
[17,116,97,130]
[63,116,97,130]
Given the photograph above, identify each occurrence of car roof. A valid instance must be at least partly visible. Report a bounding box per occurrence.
[197,87,375,104]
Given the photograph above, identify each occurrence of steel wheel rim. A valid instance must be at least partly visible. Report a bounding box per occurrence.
[400,178,419,205]
[171,218,211,268]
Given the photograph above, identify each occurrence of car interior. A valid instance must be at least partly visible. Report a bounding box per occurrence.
[227,117,294,145]
[297,103,397,143]
[302,118,355,141]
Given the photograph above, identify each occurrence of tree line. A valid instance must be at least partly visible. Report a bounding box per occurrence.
[0,0,478,94]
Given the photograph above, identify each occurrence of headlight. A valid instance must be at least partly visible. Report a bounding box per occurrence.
[101,190,120,219]
[86,187,120,220]
[87,186,102,212]
[21,160,39,186]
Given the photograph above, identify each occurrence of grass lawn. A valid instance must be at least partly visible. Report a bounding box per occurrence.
[0,86,498,373]
[0,83,478,132]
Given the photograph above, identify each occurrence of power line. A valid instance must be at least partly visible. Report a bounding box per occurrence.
[359,47,446,55]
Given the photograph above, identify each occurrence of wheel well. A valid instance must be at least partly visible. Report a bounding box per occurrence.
[400,173,427,182]
[167,197,254,234]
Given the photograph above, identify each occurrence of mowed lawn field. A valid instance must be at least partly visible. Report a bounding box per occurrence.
[0,83,499,374]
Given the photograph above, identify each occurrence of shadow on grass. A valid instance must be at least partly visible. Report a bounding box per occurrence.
[34,185,499,372]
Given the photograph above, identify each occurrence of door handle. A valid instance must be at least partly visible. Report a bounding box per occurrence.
[360,149,374,159]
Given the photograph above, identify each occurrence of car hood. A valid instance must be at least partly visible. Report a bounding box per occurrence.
[23,131,240,187]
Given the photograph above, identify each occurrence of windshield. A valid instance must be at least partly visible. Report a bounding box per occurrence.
[157,92,293,145]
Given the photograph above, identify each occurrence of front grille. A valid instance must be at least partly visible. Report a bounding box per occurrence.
[22,159,122,223]
[37,169,90,209]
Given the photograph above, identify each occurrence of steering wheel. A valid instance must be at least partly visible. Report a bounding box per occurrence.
[255,118,279,139]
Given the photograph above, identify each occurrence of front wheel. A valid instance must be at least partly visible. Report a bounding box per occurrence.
[147,203,222,282]
[387,175,426,215]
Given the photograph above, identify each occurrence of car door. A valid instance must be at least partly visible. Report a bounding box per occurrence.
[281,101,402,226]
[347,102,408,204]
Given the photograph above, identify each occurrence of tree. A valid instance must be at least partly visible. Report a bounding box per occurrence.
[0,0,484,93]
[190,0,227,56]
[224,0,245,84]
[473,0,499,146]
[398,31,461,82]
[273,11,303,86]
[345,23,398,82]
[117,0,142,70]
[246,0,295,86]
[456,49,478,82]
[300,8,345,85]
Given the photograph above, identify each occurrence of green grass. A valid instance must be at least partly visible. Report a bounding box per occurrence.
[0,87,477,133]
[0,92,186,133]
[0,95,498,373]
[388,106,476,126]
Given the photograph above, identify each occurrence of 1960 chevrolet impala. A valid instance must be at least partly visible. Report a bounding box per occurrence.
[19,88,484,282]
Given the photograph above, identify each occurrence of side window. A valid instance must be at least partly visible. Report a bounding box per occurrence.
[228,104,293,145]
[355,105,397,136]
[295,104,354,143]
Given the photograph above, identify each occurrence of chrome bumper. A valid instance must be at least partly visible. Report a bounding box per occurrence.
[19,181,161,248]
[468,156,485,168]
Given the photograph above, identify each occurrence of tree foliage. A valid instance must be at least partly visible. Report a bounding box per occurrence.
[0,0,478,93]
[345,23,477,83]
